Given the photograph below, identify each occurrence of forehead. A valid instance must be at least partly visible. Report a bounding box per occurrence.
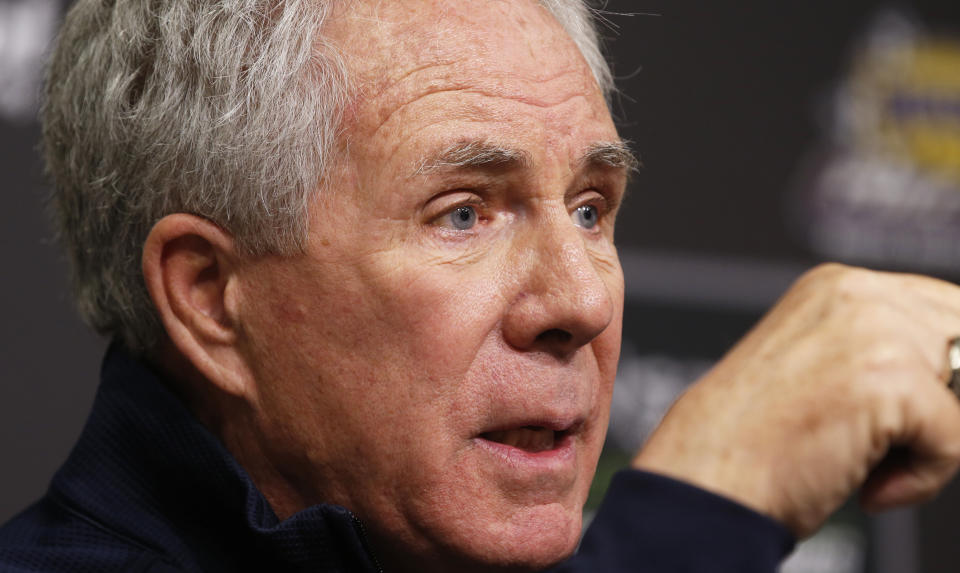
[330,0,590,88]
[327,0,613,155]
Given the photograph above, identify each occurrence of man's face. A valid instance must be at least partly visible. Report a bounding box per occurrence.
[235,1,627,570]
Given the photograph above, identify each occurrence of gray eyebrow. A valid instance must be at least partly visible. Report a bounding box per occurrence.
[579,140,641,174]
[412,138,639,177]
[413,140,531,176]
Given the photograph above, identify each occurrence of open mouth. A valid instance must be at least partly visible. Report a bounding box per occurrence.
[480,426,570,453]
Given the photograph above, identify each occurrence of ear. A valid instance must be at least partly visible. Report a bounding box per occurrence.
[142,213,252,398]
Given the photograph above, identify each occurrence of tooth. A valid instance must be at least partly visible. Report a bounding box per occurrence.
[483,427,557,452]
[533,428,555,452]
[485,430,504,443]
[516,428,553,451]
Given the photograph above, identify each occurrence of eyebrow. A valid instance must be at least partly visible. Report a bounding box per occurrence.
[413,140,531,176]
[579,140,641,174]
[412,138,639,177]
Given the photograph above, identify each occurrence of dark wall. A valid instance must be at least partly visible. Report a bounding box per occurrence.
[610,1,960,265]
[0,0,106,524]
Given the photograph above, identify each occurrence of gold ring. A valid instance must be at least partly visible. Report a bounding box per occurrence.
[948,337,960,399]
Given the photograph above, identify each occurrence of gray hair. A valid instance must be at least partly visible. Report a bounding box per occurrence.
[43,0,614,354]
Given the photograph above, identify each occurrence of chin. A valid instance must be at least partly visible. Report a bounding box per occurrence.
[440,504,585,573]
[492,520,582,572]
[375,500,585,573]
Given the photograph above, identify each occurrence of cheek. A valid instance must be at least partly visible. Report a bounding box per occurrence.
[368,261,509,372]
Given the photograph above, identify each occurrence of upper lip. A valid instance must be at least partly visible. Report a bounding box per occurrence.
[477,416,584,438]
[464,366,596,442]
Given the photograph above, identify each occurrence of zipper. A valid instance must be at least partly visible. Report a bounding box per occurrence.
[350,512,385,573]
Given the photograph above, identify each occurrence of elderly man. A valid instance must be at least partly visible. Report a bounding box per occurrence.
[4,0,960,571]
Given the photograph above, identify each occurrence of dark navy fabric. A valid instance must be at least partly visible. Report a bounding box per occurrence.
[0,346,794,572]
[554,471,795,572]
[0,347,381,573]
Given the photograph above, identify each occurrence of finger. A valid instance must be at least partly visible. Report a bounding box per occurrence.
[785,266,960,372]
[859,448,957,511]
[854,270,960,376]
[859,381,960,512]
[889,272,960,335]
[891,272,960,312]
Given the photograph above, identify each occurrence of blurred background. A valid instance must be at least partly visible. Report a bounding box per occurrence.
[4,1,960,571]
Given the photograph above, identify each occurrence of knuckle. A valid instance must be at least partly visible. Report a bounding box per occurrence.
[792,263,876,304]
[798,262,857,286]
[844,339,922,411]
[791,265,917,333]
[860,340,915,372]
[824,265,877,298]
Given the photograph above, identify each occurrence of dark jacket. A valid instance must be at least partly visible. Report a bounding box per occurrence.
[0,346,792,572]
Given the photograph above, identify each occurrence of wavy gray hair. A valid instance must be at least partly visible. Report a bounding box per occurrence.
[43,0,614,354]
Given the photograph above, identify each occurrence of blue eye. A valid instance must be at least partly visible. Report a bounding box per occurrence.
[448,206,478,230]
[573,204,599,229]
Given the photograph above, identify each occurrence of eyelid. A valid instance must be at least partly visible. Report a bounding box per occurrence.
[568,189,618,237]
[569,189,610,216]
[423,190,486,228]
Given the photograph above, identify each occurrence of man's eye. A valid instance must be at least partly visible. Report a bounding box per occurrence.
[447,205,478,230]
[572,204,599,229]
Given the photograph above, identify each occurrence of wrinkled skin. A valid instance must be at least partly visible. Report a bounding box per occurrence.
[143,1,960,571]
[635,264,960,537]
[227,2,625,571]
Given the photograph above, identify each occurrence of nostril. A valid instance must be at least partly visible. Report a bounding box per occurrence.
[535,329,572,346]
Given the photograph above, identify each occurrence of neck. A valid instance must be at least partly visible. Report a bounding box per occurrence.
[147,341,310,520]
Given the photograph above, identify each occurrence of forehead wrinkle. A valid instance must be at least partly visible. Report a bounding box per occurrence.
[367,55,586,105]
[413,139,532,177]
[363,60,458,105]
[366,67,595,137]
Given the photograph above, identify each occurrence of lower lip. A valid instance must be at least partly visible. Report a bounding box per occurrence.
[472,432,577,473]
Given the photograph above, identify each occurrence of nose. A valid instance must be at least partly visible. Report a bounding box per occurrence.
[501,217,617,358]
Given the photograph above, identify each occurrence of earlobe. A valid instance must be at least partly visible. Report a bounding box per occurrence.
[142,214,251,397]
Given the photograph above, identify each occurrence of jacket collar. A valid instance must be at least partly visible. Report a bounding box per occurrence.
[50,344,381,572]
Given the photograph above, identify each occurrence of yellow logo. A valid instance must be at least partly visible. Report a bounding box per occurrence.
[849,37,960,184]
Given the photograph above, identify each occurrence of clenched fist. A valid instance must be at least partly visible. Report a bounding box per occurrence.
[634,263,960,537]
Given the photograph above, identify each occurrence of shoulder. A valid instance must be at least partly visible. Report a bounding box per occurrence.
[550,470,794,573]
[0,498,183,573]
